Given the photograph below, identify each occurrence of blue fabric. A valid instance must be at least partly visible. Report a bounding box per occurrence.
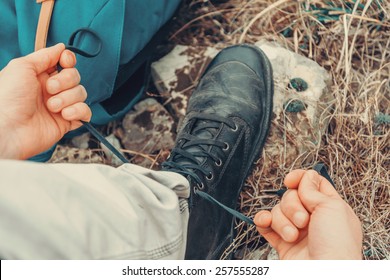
[0,0,181,162]
[27,144,57,162]
[0,0,181,123]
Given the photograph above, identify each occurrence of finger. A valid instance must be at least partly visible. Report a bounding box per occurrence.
[46,68,81,94]
[22,43,65,74]
[47,85,87,113]
[47,67,58,76]
[59,50,77,69]
[254,211,283,249]
[69,120,84,131]
[284,169,306,189]
[280,189,310,228]
[61,102,92,122]
[285,168,341,199]
[297,170,329,213]
[270,204,299,243]
[285,169,340,198]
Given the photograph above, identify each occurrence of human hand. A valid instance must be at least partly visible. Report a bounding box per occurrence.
[0,43,91,160]
[255,169,363,260]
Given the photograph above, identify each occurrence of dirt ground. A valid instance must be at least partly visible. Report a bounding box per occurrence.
[52,0,389,260]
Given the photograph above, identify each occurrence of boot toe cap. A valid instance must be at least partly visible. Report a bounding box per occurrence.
[204,44,270,79]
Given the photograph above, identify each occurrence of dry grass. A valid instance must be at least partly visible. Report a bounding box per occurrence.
[53,0,389,260]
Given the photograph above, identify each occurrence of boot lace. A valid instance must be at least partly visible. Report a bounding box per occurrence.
[162,113,255,225]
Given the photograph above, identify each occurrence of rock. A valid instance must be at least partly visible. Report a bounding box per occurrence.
[70,132,90,149]
[254,40,332,165]
[267,248,279,260]
[100,134,125,166]
[49,145,104,164]
[151,45,219,117]
[121,98,175,155]
[242,243,279,260]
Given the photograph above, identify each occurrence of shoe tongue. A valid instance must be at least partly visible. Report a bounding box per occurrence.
[184,119,219,164]
[193,120,217,139]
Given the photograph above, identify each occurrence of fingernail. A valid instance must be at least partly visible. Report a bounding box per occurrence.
[65,51,76,66]
[282,226,296,241]
[63,107,76,118]
[47,79,60,92]
[48,98,62,110]
[293,212,307,228]
[254,214,263,226]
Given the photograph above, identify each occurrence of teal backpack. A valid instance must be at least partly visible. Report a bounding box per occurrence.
[0,0,182,160]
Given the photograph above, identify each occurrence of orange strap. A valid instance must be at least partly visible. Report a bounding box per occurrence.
[34,0,55,51]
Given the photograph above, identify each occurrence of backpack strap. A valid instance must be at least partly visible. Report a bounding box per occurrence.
[35,0,55,51]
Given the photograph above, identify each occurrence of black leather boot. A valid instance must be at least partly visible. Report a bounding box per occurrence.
[162,44,273,259]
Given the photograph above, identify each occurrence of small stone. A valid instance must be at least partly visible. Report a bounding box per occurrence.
[245,243,279,260]
[122,98,175,155]
[267,248,279,260]
[100,134,125,166]
[70,132,90,149]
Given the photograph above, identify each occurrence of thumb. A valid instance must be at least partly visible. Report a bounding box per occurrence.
[295,170,330,213]
[22,43,65,74]
[284,170,334,213]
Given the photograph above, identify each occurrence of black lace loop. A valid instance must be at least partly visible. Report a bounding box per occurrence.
[66,28,103,58]
[56,28,129,164]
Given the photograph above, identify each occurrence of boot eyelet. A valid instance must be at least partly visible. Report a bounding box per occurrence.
[223,142,230,151]
[231,123,238,131]
[198,182,205,190]
[206,173,213,180]
[215,159,222,166]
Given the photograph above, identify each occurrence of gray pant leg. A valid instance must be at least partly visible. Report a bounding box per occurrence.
[0,160,189,259]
